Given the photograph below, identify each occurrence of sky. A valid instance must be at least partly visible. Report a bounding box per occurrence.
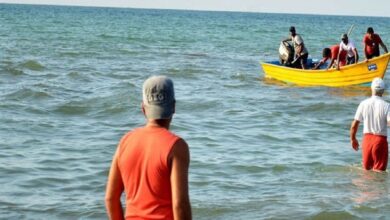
[0,0,389,17]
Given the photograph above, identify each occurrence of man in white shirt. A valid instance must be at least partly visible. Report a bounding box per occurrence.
[350,77,390,171]
[283,26,309,69]
[337,33,359,69]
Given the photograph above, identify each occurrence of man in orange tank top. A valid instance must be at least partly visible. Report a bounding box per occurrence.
[105,76,192,220]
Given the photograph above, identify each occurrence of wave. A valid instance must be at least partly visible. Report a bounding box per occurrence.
[4,87,52,100]
[3,67,25,75]
[53,102,91,115]
[183,52,209,58]
[98,33,118,39]
[20,60,45,71]
[59,50,99,57]
[52,89,133,116]
[308,211,358,220]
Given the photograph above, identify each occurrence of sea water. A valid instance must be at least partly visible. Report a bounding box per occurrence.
[1,4,390,219]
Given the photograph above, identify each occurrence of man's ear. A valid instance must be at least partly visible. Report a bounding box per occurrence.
[141,102,146,116]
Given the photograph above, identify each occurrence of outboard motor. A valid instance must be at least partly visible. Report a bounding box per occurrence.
[279,41,294,66]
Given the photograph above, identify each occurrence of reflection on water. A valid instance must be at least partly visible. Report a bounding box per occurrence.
[261,76,304,88]
[262,76,374,98]
[327,86,372,98]
[351,169,389,204]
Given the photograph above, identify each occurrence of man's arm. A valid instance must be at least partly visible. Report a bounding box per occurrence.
[353,48,359,64]
[336,44,342,70]
[313,58,326,70]
[326,58,336,70]
[380,42,388,54]
[336,52,341,70]
[296,44,303,57]
[105,149,125,220]
[170,139,192,220]
[282,37,291,43]
[363,43,369,60]
[363,36,369,59]
[350,120,360,151]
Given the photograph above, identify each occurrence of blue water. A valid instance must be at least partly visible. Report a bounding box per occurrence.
[1,4,390,219]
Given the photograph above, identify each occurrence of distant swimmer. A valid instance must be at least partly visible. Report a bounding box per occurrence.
[363,27,388,60]
[105,76,192,220]
[282,26,309,69]
[336,34,359,69]
[312,45,347,70]
[350,77,390,171]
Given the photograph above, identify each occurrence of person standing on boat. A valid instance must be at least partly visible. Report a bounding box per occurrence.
[350,77,390,171]
[105,75,192,220]
[363,27,388,60]
[283,26,309,69]
[312,45,347,70]
[336,33,359,69]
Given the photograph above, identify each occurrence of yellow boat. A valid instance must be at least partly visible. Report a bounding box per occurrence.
[260,53,390,87]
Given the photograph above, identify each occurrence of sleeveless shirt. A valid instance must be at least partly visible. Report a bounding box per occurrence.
[117,126,180,220]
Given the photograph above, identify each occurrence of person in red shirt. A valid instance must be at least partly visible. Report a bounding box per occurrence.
[313,45,347,70]
[363,27,388,60]
[105,76,192,220]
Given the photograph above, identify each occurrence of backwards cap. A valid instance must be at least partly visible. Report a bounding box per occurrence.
[142,75,175,119]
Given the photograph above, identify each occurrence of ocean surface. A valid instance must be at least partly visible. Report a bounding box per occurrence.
[1,4,390,219]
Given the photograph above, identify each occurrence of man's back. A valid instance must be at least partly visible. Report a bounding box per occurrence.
[105,76,191,220]
[340,40,356,57]
[355,96,390,136]
[117,126,180,219]
[292,34,308,55]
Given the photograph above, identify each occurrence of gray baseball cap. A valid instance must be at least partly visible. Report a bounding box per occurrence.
[142,75,175,119]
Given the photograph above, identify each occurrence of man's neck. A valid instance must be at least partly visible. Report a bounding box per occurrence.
[146,118,171,129]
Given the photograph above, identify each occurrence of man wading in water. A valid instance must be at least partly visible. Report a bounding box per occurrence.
[350,77,390,171]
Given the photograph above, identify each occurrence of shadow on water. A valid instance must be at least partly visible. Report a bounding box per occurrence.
[261,76,293,87]
[326,86,372,98]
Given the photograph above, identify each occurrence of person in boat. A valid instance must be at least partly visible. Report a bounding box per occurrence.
[350,77,390,171]
[282,26,309,69]
[336,33,358,69]
[312,45,347,70]
[363,27,388,60]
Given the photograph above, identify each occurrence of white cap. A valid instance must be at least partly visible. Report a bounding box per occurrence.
[371,77,385,91]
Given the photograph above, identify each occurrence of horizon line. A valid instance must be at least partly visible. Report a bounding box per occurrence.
[1,2,389,19]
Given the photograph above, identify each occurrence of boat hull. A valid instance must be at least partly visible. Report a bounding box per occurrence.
[260,53,390,87]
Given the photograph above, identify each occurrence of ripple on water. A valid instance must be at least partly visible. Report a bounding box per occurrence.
[53,101,91,115]
[4,66,25,75]
[4,87,52,100]
[307,210,358,220]
[19,60,45,71]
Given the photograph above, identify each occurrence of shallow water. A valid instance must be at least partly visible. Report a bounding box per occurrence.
[1,4,390,219]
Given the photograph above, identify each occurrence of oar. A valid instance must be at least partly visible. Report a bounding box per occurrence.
[291,56,299,64]
[347,24,355,36]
